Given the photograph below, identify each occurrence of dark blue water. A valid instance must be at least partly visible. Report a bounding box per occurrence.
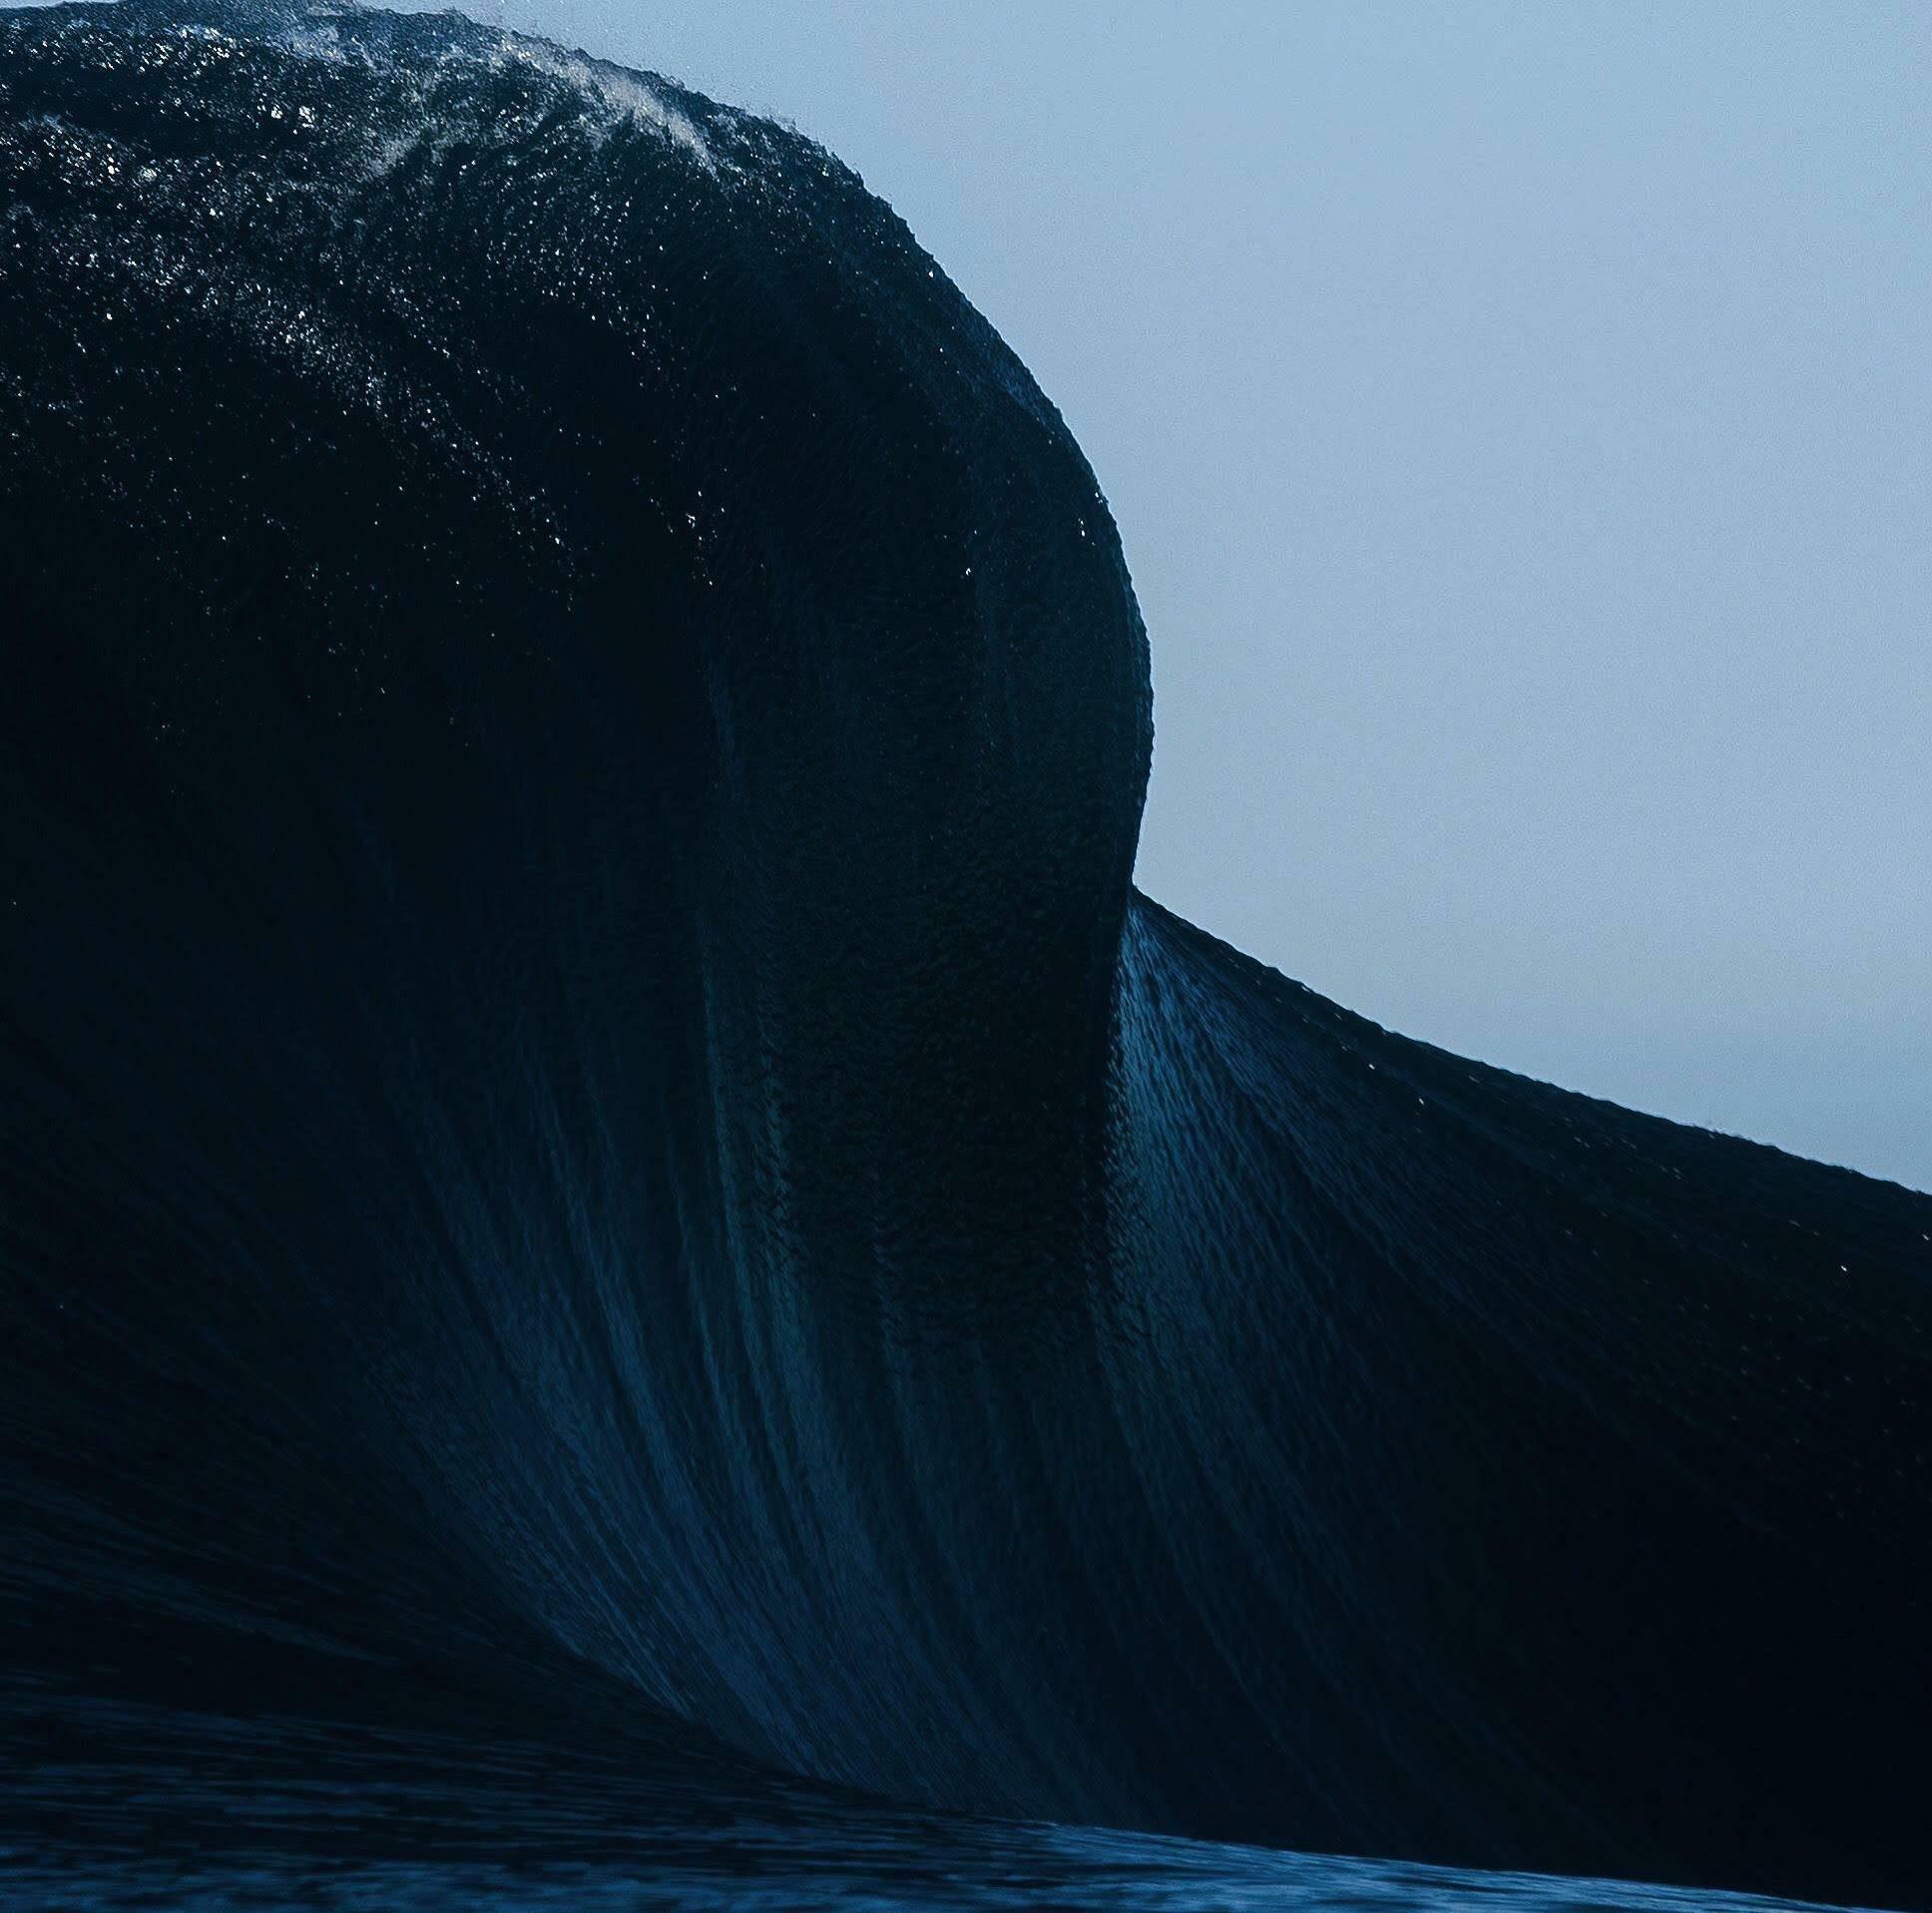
[4,6,1929,1908]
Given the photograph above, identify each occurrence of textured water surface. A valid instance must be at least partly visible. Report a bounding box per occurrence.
[6,1698,1894,1910]
[3,4,1929,1908]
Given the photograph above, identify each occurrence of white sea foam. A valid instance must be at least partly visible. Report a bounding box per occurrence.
[490,35,713,166]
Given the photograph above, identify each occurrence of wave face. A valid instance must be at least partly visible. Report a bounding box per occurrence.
[4,7,1930,1909]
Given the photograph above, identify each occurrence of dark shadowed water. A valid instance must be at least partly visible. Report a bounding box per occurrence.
[4,1688,1900,1910]
[3,5,1929,1908]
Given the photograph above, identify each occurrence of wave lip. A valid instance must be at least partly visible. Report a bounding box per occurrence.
[4,5,1931,1909]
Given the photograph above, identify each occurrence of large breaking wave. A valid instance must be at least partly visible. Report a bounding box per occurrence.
[4,6,1929,1908]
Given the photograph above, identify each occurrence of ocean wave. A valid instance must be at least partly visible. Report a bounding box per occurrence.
[4,6,1929,1907]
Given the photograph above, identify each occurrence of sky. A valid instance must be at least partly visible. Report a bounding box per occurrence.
[412,3,1926,1190]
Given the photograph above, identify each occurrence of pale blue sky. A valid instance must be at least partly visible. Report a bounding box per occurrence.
[396,5,1932,1189]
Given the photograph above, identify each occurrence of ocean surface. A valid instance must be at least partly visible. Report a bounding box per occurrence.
[4,6,1929,1908]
